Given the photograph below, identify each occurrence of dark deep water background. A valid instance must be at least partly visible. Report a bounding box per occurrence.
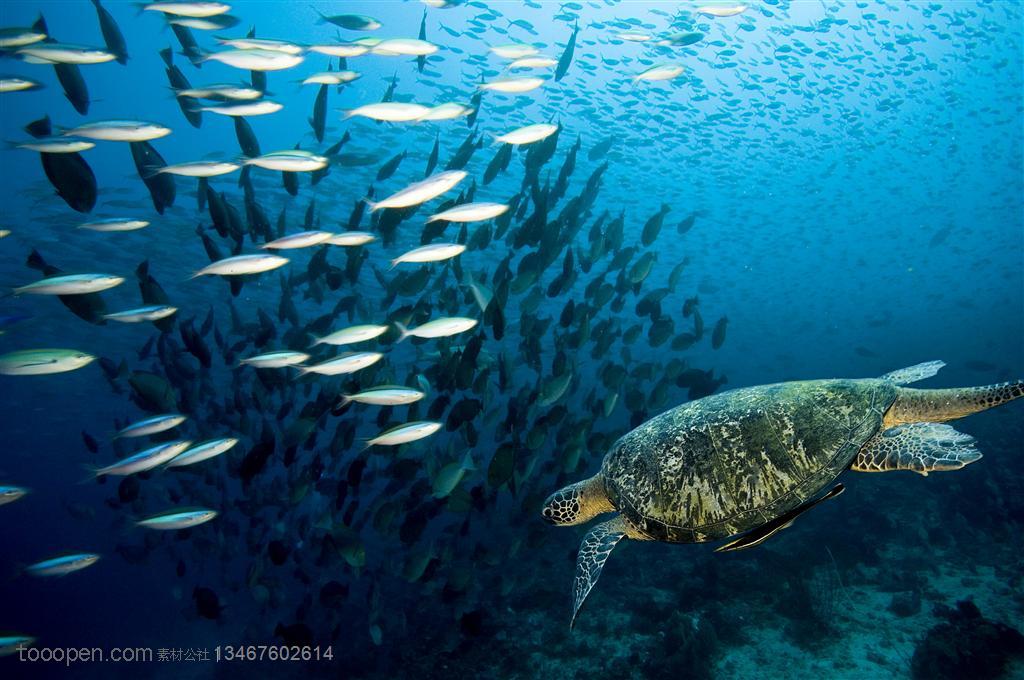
[0,0,1022,678]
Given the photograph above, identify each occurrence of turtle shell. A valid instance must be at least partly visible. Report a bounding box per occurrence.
[601,379,897,543]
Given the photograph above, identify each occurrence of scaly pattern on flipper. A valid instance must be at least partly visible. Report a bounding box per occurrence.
[851,423,982,476]
[571,516,627,630]
[886,381,1024,427]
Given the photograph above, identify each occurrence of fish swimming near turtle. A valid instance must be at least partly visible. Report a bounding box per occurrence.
[542,361,1024,628]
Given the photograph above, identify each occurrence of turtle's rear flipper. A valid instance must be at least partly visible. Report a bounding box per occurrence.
[887,380,1024,426]
[714,484,844,553]
[851,423,982,476]
[879,360,946,385]
[571,516,628,630]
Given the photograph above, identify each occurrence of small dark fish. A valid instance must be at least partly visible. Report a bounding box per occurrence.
[467,80,483,128]
[446,129,482,171]
[424,133,440,177]
[26,249,106,324]
[319,581,348,608]
[588,135,614,161]
[91,0,128,65]
[81,430,99,454]
[130,141,175,214]
[313,12,381,31]
[170,23,202,68]
[683,296,699,317]
[929,224,953,247]
[283,167,298,196]
[34,16,91,115]
[267,540,290,566]
[193,587,223,620]
[555,22,579,82]
[711,316,728,349]
[234,117,261,159]
[311,83,327,142]
[460,610,485,637]
[274,622,313,646]
[312,131,350,185]
[677,213,696,235]
[161,48,200,128]
[484,143,513,185]
[376,149,406,181]
[24,116,97,213]
[417,10,428,73]
[664,31,704,47]
[135,261,173,334]
[117,477,139,504]
[641,204,670,247]
[128,371,178,413]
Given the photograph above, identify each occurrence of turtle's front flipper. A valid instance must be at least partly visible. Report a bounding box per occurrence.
[851,423,982,476]
[571,515,630,630]
[886,380,1024,427]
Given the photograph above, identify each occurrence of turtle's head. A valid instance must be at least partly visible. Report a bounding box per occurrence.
[542,475,613,526]
[542,485,584,525]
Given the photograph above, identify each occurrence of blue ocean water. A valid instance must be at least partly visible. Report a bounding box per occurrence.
[0,0,1022,678]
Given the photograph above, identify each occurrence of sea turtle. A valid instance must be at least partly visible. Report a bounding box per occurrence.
[542,361,1023,628]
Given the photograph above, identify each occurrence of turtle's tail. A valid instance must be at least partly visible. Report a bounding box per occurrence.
[886,380,1024,427]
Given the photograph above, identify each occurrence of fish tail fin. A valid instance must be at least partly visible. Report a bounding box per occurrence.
[190,46,211,63]
[25,248,51,274]
[363,197,379,211]
[338,394,352,406]
[394,322,411,343]
[141,164,163,179]
[78,464,101,484]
